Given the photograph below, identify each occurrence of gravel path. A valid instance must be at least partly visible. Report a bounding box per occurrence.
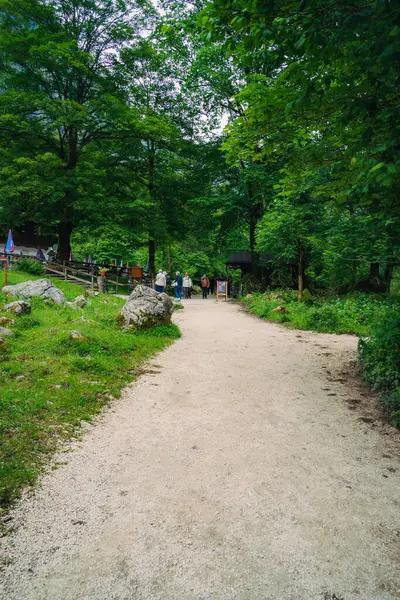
[1,299,399,600]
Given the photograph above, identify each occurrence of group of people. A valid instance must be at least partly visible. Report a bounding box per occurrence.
[154,269,213,300]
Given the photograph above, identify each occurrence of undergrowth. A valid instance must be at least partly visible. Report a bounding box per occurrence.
[0,271,180,508]
[359,309,400,427]
[243,290,395,335]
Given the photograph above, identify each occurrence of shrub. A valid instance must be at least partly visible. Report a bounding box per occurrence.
[358,309,400,426]
[244,291,393,335]
[241,273,263,296]
[14,257,45,276]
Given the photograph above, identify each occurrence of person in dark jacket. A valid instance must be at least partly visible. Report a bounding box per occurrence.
[209,277,215,295]
[174,271,183,300]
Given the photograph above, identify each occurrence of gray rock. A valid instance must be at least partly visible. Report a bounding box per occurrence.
[2,279,65,304]
[70,330,86,340]
[0,317,15,326]
[271,305,287,314]
[67,295,88,309]
[74,295,88,308]
[0,327,13,336]
[119,285,174,330]
[76,316,94,324]
[5,301,31,315]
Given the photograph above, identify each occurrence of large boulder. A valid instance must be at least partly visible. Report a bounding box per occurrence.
[119,285,174,330]
[2,279,65,304]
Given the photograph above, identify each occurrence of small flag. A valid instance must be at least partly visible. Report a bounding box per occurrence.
[36,247,46,261]
[5,229,14,253]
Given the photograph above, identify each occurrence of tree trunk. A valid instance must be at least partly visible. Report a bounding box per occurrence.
[147,141,156,280]
[167,245,172,273]
[57,221,73,263]
[148,239,155,279]
[369,262,380,278]
[298,244,304,301]
[384,260,394,292]
[248,185,261,279]
[351,259,357,289]
[249,217,260,278]
[57,127,78,264]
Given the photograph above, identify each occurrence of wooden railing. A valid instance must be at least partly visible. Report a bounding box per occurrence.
[45,262,147,294]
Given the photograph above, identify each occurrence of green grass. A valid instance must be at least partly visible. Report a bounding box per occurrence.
[0,270,180,509]
[243,289,397,335]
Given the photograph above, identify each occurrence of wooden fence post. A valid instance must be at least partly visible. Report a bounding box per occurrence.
[4,258,8,286]
[97,275,105,293]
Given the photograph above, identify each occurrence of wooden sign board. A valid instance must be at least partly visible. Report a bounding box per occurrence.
[131,265,143,281]
[216,280,228,302]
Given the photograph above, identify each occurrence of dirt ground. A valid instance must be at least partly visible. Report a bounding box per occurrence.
[0,298,399,600]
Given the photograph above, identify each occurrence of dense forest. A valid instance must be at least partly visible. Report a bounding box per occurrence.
[1,0,399,292]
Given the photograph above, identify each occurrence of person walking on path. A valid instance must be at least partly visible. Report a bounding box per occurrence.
[164,271,170,294]
[209,277,215,295]
[174,271,183,300]
[155,269,166,293]
[182,272,193,299]
[201,274,210,299]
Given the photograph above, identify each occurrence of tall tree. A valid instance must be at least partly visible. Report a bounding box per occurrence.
[0,0,154,260]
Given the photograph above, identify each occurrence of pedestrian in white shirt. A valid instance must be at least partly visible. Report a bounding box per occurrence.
[155,269,166,293]
[182,272,193,298]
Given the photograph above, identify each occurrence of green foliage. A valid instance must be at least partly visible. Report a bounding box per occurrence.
[241,273,263,296]
[244,291,396,336]
[195,0,400,294]
[13,258,45,276]
[0,271,179,507]
[358,310,400,427]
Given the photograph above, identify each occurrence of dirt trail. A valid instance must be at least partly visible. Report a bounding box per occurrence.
[1,299,399,600]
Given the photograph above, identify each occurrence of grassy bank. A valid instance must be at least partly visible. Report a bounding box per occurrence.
[243,290,400,426]
[0,271,180,509]
[243,290,394,335]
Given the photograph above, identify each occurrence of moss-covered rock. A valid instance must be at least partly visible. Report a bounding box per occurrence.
[119,285,174,330]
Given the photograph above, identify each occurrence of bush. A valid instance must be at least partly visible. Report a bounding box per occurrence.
[14,257,45,276]
[241,273,264,296]
[244,291,393,335]
[358,309,400,426]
